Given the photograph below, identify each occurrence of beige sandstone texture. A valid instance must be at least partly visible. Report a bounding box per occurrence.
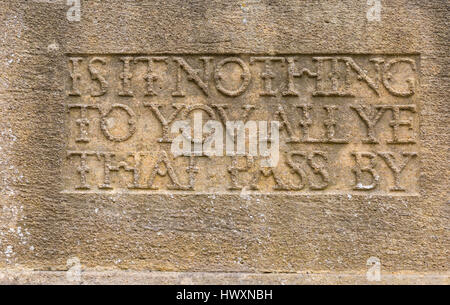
[0,0,448,284]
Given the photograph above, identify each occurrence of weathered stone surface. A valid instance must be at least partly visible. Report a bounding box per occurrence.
[0,0,448,284]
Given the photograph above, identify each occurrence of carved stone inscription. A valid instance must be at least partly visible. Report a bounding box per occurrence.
[64,54,419,193]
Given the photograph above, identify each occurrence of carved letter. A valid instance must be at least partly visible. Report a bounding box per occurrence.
[282,57,317,96]
[313,57,353,97]
[378,151,417,191]
[134,56,168,96]
[214,57,251,97]
[67,104,99,143]
[68,57,83,96]
[340,57,379,96]
[88,57,108,97]
[323,105,348,143]
[351,105,387,143]
[351,152,379,190]
[250,57,285,96]
[98,152,148,190]
[100,104,137,142]
[250,167,291,191]
[383,58,417,97]
[285,151,307,190]
[172,57,211,96]
[67,151,92,189]
[387,105,417,144]
[147,150,188,190]
[307,151,330,190]
[118,56,134,96]
[145,103,185,143]
[296,104,320,143]
[227,156,253,190]
[275,104,300,143]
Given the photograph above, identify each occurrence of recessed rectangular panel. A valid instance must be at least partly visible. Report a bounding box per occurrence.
[63,54,420,195]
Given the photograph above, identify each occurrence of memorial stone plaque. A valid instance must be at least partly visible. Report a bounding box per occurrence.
[0,0,448,284]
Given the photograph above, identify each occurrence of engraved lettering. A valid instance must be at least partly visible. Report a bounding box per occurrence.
[100,104,137,142]
[214,57,251,97]
[145,103,185,143]
[134,56,168,96]
[282,57,317,96]
[67,104,99,143]
[172,57,211,97]
[323,105,348,143]
[351,105,387,144]
[383,58,417,97]
[352,152,379,190]
[387,105,417,144]
[68,57,83,96]
[147,150,188,190]
[378,152,417,191]
[118,56,134,96]
[250,57,285,96]
[88,57,108,97]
